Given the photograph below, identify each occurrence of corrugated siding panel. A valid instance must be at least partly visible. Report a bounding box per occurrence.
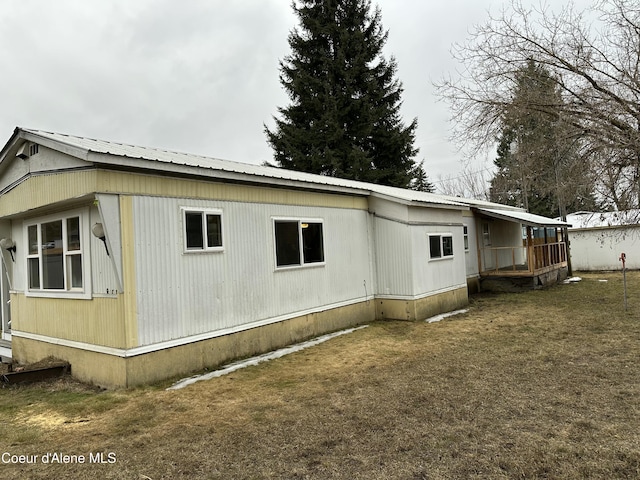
[12,293,126,348]
[374,218,413,296]
[96,171,368,210]
[464,219,479,277]
[411,226,467,295]
[132,196,373,346]
[90,205,120,295]
[0,170,98,217]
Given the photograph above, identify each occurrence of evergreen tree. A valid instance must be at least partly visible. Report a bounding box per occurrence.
[265,0,424,189]
[409,160,435,193]
[489,60,597,217]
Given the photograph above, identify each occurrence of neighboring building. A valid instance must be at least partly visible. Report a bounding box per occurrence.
[0,128,569,387]
[566,211,640,271]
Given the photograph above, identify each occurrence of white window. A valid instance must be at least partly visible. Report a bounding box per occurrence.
[182,208,223,252]
[463,225,469,251]
[25,210,90,298]
[274,219,324,268]
[429,234,453,260]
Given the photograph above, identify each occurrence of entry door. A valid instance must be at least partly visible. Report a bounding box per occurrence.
[481,222,495,271]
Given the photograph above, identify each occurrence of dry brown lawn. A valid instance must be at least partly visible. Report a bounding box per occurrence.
[1,271,639,479]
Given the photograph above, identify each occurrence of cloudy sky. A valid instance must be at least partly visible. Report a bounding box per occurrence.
[0,0,593,188]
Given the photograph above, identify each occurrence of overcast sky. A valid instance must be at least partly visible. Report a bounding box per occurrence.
[0,0,594,188]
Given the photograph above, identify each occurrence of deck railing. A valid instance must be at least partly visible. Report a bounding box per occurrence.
[479,242,567,276]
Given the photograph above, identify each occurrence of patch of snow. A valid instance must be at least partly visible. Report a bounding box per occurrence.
[167,325,369,391]
[563,277,582,284]
[426,308,469,324]
[564,210,640,229]
[599,279,609,282]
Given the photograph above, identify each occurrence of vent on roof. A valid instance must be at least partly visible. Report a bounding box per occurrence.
[15,142,39,160]
[15,143,29,159]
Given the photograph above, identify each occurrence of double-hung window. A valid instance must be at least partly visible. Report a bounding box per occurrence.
[26,212,87,296]
[274,219,324,268]
[182,208,223,252]
[429,234,453,260]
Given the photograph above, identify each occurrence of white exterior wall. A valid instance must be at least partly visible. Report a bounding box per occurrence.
[478,218,524,270]
[89,204,120,296]
[464,216,479,278]
[0,145,89,193]
[411,224,467,296]
[10,221,24,291]
[570,227,640,270]
[373,203,468,299]
[373,217,413,296]
[131,196,374,346]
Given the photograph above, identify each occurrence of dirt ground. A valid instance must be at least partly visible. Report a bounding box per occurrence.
[0,272,638,479]
[0,356,70,374]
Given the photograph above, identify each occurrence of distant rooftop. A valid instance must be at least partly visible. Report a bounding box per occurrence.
[565,210,640,229]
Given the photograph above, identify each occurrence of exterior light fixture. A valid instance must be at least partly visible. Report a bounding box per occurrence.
[92,223,109,256]
[0,238,16,262]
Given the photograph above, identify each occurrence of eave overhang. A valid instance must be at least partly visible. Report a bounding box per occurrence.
[474,207,571,228]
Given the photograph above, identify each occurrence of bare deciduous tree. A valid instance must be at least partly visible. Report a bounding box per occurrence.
[435,0,640,210]
[435,168,491,200]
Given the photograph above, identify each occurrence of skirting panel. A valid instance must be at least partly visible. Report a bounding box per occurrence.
[375,287,468,321]
[13,299,375,388]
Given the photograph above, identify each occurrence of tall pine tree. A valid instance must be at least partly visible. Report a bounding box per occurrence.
[490,60,597,217]
[265,0,428,190]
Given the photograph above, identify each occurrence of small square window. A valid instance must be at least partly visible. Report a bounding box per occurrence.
[182,208,223,252]
[429,234,453,260]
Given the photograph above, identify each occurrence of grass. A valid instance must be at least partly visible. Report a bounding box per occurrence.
[0,271,639,479]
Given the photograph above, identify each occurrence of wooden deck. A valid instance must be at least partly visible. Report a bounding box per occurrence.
[479,242,568,278]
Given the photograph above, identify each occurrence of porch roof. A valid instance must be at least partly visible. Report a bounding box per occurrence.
[474,207,570,228]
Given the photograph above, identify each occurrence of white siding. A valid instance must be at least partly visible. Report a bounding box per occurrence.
[570,227,640,270]
[411,225,467,296]
[374,206,469,298]
[373,217,413,296]
[132,196,374,346]
[464,218,479,277]
[11,221,24,291]
[90,205,120,295]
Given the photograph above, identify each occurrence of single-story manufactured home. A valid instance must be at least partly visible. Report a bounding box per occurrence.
[0,128,569,387]
[566,210,640,271]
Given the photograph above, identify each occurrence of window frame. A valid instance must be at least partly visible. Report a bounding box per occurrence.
[463,225,469,252]
[181,207,224,254]
[428,233,454,261]
[273,217,325,270]
[24,208,91,299]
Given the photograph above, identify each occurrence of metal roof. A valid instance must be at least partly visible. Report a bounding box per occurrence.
[17,128,471,208]
[475,207,570,228]
[565,210,640,229]
[10,127,554,219]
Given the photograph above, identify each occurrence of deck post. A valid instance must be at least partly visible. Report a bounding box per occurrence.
[527,227,534,273]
